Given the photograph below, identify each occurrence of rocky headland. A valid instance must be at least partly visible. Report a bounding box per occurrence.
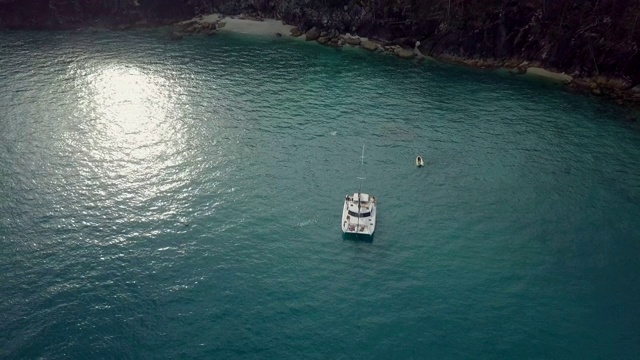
[1,0,639,107]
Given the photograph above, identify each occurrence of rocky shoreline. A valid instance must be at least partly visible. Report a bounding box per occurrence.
[1,0,638,110]
[169,13,640,109]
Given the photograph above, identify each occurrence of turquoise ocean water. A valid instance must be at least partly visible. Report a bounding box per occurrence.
[1,29,639,359]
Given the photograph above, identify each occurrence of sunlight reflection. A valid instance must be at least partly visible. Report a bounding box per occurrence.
[90,65,171,146]
[84,65,188,207]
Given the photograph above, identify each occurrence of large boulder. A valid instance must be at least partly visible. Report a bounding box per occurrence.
[569,78,592,90]
[394,47,416,59]
[175,20,198,31]
[383,45,398,54]
[185,23,203,34]
[361,40,378,51]
[306,27,321,41]
[344,36,361,46]
[290,27,303,37]
[416,40,433,57]
[317,37,329,44]
[602,77,633,90]
[594,75,608,85]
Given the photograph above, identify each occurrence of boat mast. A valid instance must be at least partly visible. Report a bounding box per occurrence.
[358,145,365,196]
[357,145,365,231]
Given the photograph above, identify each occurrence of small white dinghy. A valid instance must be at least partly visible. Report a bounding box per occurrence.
[416,156,425,167]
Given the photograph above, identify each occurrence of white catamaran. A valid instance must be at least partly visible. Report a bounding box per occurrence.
[341,145,377,236]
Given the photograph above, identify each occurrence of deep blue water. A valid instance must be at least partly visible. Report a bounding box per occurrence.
[1,29,639,359]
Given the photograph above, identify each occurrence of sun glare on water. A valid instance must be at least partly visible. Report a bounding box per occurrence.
[90,65,173,144]
[82,65,188,206]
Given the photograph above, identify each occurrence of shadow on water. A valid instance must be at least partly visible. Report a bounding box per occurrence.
[341,232,374,243]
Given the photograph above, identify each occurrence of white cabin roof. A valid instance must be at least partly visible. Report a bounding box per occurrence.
[352,193,369,202]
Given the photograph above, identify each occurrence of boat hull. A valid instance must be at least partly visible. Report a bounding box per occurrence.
[341,231,374,242]
[341,193,377,236]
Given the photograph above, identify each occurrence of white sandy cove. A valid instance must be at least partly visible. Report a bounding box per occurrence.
[526,67,573,83]
[197,13,295,36]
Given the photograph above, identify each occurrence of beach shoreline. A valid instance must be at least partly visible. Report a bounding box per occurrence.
[168,13,638,109]
[2,1,637,110]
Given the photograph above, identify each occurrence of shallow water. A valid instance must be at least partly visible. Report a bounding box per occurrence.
[1,29,639,359]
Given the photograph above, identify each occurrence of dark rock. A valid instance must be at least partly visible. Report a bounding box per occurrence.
[175,20,198,31]
[570,78,592,90]
[290,27,303,37]
[317,37,329,45]
[515,65,528,74]
[416,40,433,56]
[395,47,416,59]
[275,32,282,37]
[503,59,521,69]
[383,45,397,53]
[306,27,320,41]
[345,37,361,46]
[390,37,418,48]
[595,75,608,86]
[184,23,202,34]
[361,40,378,51]
[602,78,632,90]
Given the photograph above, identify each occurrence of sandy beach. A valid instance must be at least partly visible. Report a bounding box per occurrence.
[525,66,573,83]
[196,14,295,36]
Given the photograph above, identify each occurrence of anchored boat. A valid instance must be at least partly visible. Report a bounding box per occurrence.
[341,145,377,236]
[342,192,377,236]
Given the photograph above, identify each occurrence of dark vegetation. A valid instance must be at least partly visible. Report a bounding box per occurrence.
[1,0,639,96]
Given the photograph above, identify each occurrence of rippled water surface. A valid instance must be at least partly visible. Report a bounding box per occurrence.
[1,29,639,359]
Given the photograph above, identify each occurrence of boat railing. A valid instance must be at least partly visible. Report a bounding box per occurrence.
[346,223,370,233]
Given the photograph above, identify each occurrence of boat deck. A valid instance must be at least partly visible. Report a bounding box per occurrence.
[342,193,376,235]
